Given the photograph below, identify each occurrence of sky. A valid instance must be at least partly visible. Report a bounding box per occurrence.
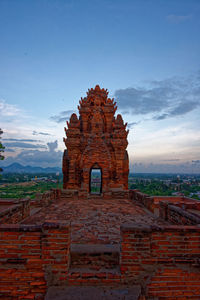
[0,0,200,173]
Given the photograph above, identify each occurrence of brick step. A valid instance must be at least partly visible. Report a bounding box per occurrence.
[45,285,142,300]
[68,267,121,286]
[70,244,120,270]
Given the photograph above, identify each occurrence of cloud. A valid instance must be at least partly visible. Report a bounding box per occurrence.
[3,138,42,142]
[1,140,62,167]
[3,149,15,153]
[32,131,52,136]
[154,101,199,120]
[47,141,58,152]
[115,87,168,115]
[127,122,139,129]
[132,161,200,174]
[4,142,47,149]
[162,159,180,162]
[167,14,192,23]
[192,160,200,164]
[4,140,58,152]
[50,110,74,123]
[115,73,200,121]
[154,113,169,121]
[0,99,21,117]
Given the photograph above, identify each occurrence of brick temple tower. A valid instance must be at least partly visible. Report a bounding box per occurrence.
[62,85,129,194]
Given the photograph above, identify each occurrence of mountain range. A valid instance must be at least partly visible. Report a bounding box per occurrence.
[1,163,61,174]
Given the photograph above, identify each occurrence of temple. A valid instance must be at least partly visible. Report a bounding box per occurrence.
[0,86,200,299]
[62,85,129,195]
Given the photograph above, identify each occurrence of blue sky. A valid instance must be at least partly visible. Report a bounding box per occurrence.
[0,0,200,173]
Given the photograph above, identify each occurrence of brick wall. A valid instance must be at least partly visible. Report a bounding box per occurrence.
[160,201,200,225]
[147,268,200,298]
[129,190,154,212]
[31,189,61,208]
[131,190,200,222]
[0,222,70,299]
[42,222,70,286]
[0,189,61,224]
[121,223,200,298]
[0,197,30,224]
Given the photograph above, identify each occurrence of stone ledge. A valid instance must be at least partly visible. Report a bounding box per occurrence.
[0,221,70,231]
[45,286,141,300]
[70,244,120,254]
[121,222,200,232]
[0,204,21,217]
[169,204,200,224]
[0,223,42,232]
[121,223,153,232]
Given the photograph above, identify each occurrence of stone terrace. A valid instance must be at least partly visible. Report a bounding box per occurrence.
[23,195,167,244]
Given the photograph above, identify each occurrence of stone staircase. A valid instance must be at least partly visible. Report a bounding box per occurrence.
[68,244,121,285]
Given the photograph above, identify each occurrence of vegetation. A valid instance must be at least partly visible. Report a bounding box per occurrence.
[129,179,173,196]
[129,173,200,199]
[0,173,63,199]
[0,181,63,199]
[0,171,199,200]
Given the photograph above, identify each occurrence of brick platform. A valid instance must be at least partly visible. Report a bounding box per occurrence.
[1,190,200,299]
[22,194,166,244]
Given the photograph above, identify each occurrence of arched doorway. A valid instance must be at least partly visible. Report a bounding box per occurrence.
[89,164,102,194]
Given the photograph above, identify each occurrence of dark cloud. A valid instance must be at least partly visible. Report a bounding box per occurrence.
[154,114,169,121]
[32,131,52,136]
[1,140,62,168]
[115,87,169,115]
[115,74,200,121]
[47,141,58,152]
[127,122,139,129]
[154,101,199,120]
[192,160,200,164]
[50,110,74,123]
[4,142,47,149]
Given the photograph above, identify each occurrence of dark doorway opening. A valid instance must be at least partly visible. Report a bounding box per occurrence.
[90,168,102,194]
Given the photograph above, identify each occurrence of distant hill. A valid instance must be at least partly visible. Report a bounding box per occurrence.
[1,163,61,174]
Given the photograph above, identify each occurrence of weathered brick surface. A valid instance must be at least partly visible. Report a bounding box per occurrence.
[70,244,120,270]
[62,85,129,193]
[121,223,200,298]
[67,269,121,286]
[31,189,60,208]
[130,189,200,224]
[147,268,200,298]
[42,222,70,286]
[0,225,45,299]
[0,189,60,225]
[160,201,200,225]
[23,195,166,244]
[0,197,30,224]
[0,222,70,299]
[1,190,200,297]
